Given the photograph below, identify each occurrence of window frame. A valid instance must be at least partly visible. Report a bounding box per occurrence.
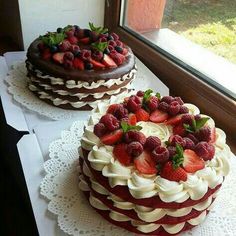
[104,0,236,141]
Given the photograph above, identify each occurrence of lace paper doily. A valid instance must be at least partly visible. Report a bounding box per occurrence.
[40,121,236,236]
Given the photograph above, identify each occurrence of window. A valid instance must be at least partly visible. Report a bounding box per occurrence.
[121,0,236,99]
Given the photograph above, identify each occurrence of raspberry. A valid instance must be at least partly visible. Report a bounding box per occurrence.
[59,40,71,52]
[108,45,114,52]
[194,142,215,161]
[100,114,120,131]
[195,126,211,142]
[70,45,80,56]
[144,136,161,151]
[111,32,119,41]
[181,114,194,125]
[194,114,201,120]
[152,146,169,164]
[110,52,125,65]
[81,49,91,61]
[127,141,143,157]
[136,90,144,97]
[64,52,74,61]
[63,60,73,68]
[174,97,184,105]
[147,96,159,111]
[65,30,74,37]
[92,51,103,61]
[99,37,107,43]
[167,146,176,158]
[169,135,186,147]
[161,96,174,104]
[108,40,117,47]
[124,131,146,145]
[113,104,128,119]
[115,40,123,47]
[179,106,189,114]
[127,95,142,112]
[183,137,195,150]
[158,102,169,112]
[168,101,180,116]
[94,123,107,137]
[186,133,199,144]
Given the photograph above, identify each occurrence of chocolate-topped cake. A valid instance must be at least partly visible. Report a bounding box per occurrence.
[26,23,136,110]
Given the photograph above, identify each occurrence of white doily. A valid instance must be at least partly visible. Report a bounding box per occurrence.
[40,120,236,236]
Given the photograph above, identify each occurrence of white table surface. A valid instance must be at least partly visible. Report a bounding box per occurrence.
[0,52,169,236]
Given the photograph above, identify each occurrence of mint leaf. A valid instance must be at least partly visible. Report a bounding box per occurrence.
[121,121,142,133]
[196,117,210,130]
[155,92,161,99]
[165,141,170,146]
[63,25,73,32]
[172,144,184,169]
[91,42,108,52]
[183,123,194,133]
[89,22,108,34]
[143,89,153,104]
[192,119,197,131]
[39,32,65,47]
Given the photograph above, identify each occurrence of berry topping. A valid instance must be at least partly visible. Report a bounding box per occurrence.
[128,113,137,126]
[100,114,120,131]
[194,142,215,161]
[209,127,216,144]
[65,30,74,38]
[90,59,105,69]
[127,141,144,157]
[107,104,119,114]
[73,58,84,70]
[102,54,117,68]
[108,40,117,47]
[115,46,123,53]
[64,51,74,61]
[41,49,52,60]
[79,37,90,44]
[59,40,71,52]
[75,28,85,38]
[94,123,107,137]
[52,52,65,64]
[158,102,169,112]
[50,45,58,53]
[161,162,187,182]
[168,101,180,116]
[113,143,132,166]
[70,45,80,56]
[81,49,91,61]
[195,126,211,142]
[124,130,146,145]
[67,36,78,44]
[92,51,103,61]
[183,137,195,150]
[110,52,125,65]
[115,40,123,47]
[150,109,169,123]
[174,97,184,105]
[63,60,73,68]
[101,129,123,145]
[165,115,182,126]
[134,151,157,175]
[173,124,187,137]
[169,135,186,147]
[152,146,169,164]
[179,106,189,114]
[85,62,93,70]
[113,104,128,120]
[194,114,202,120]
[127,95,142,112]
[110,32,119,41]
[183,149,205,173]
[186,133,199,144]
[161,96,174,104]
[181,114,194,125]
[167,146,177,158]
[144,136,161,152]
[147,96,159,111]
[136,90,144,97]
[135,108,150,122]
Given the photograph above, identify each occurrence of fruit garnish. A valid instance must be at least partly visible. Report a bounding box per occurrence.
[90,59,105,69]
[73,58,84,70]
[183,117,210,133]
[94,123,107,137]
[127,114,137,126]
[195,126,211,142]
[81,49,91,61]
[160,161,187,182]
[127,141,143,157]
[171,144,184,169]
[142,89,160,109]
[79,37,90,44]
[92,51,103,61]
[124,130,146,145]
[127,95,142,112]
[102,54,117,68]
[122,48,129,56]
[168,101,180,116]
[183,149,205,173]
[179,105,189,114]
[110,52,125,65]
[152,146,169,164]
[158,102,169,112]
[107,104,119,114]
[134,151,157,175]
[165,115,182,125]
[149,109,168,123]
[101,129,123,145]
[113,143,132,166]
[194,142,215,161]
[173,124,187,137]
[52,52,65,64]
[67,36,78,44]
[89,22,108,34]
[169,135,186,147]
[41,49,52,60]
[91,41,108,52]
[39,32,65,47]
[160,96,174,104]
[100,114,119,131]
[144,136,161,152]
[121,121,142,133]
[183,137,195,150]
[135,108,150,122]
[209,127,216,144]
[174,97,184,105]
[136,91,144,97]
[147,96,159,111]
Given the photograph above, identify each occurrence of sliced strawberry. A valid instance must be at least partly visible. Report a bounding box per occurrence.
[102,54,117,68]
[90,59,105,69]
[173,124,186,137]
[73,58,84,70]
[161,161,187,182]
[113,143,132,166]
[107,104,119,114]
[128,113,137,125]
[150,109,168,123]
[134,151,157,175]
[183,149,205,173]
[122,48,129,56]
[52,52,64,64]
[209,127,216,144]
[79,37,90,44]
[67,36,78,44]
[101,129,123,145]
[165,115,183,126]
[42,48,52,60]
[135,108,150,122]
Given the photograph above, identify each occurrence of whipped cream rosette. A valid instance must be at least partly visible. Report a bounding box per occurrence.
[78,89,232,235]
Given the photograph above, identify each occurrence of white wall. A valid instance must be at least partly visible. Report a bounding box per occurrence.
[18,0,105,49]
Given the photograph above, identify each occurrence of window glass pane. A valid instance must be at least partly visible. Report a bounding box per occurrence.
[121,0,236,99]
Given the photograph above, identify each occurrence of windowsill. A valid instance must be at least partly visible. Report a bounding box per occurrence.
[142,28,236,97]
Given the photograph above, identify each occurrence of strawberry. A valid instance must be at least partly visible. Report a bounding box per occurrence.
[107,104,119,114]
[113,143,132,166]
[135,108,150,122]
[183,149,205,173]
[209,127,216,144]
[134,151,157,175]
[90,59,105,69]
[52,52,64,64]
[128,113,137,126]
[122,48,129,56]
[165,115,183,126]
[102,54,117,68]
[173,124,186,137]
[67,36,78,44]
[79,37,90,44]
[161,161,187,182]
[100,129,123,145]
[41,48,51,60]
[150,109,168,123]
[73,58,84,70]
